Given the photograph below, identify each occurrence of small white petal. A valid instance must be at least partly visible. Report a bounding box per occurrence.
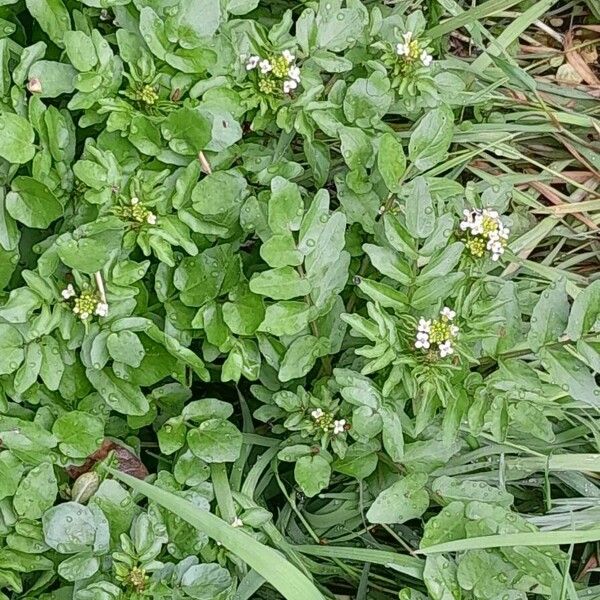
[131,197,139,205]
[146,213,157,225]
[259,59,272,73]
[420,50,433,66]
[231,517,244,528]
[282,49,295,63]
[311,408,324,419]
[288,65,301,82]
[245,55,260,70]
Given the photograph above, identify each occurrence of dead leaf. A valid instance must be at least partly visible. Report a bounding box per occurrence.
[66,438,149,480]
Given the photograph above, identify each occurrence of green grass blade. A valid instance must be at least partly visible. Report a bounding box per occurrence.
[107,469,325,600]
[428,0,528,39]
[418,529,600,554]
[295,544,424,580]
[471,0,557,72]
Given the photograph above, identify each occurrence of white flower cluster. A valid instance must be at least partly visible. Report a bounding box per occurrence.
[396,32,433,67]
[415,307,459,358]
[310,408,347,435]
[131,197,157,225]
[460,208,509,261]
[245,49,301,94]
[61,284,108,320]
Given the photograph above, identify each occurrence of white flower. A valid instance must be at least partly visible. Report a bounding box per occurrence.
[333,419,346,434]
[420,50,433,66]
[146,212,157,225]
[415,333,430,350]
[245,55,259,70]
[440,307,456,321]
[79,311,90,320]
[439,340,454,357]
[61,284,76,300]
[131,196,139,205]
[311,408,324,419]
[95,302,109,317]
[450,324,459,337]
[259,59,272,74]
[417,318,431,332]
[489,241,505,261]
[282,49,295,63]
[396,31,412,56]
[288,65,301,82]
[283,79,298,94]
[231,516,244,528]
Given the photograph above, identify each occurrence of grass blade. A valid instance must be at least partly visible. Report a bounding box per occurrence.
[295,544,424,580]
[418,529,600,554]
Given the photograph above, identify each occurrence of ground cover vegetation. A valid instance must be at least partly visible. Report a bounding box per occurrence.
[0,0,599,598]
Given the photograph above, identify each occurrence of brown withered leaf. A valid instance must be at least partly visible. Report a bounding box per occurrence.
[66,439,149,480]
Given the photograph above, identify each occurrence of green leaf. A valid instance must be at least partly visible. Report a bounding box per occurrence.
[174,244,241,307]
[343,72,392,126]
[423,555,461,600]
[42,502,97,554]
[268,177,303,234]
[14,462,57,519]
[223,285,265,336]
[29,60,77,97]
[181,563,232,600]
[57,552,99,582]
[404,176,435,239]
[25,0,71,48]
[225,0,259,14]
[0,113,36,164]
[566,280,600,341]
[187,419,242,463]
[339,126,372,171]
[363,244,411,285]
[0,416,56,452]
[418,243,464,283]
[378,133,406,193]
[162,108,211,155]
[527,278,568,351]
[107,470,325,600]
[366,473,429,524]
[408,106,454,171]
[6,177,63,228]
[249,267,311,300]
[52,411,104,458]
[260,232,303,268]
[0,324,24,375]
[63,31,97,71]
[380,406,404,462]
[294,454,331,497]
[86,367,150,416]
[0,451,24,501]
[432,476,513,507]
[279,335,329,382]
[315,0,366,52]
[332,442,378,479]
[541,347,600,407]
[259,301,310,336]
[107,331,145,368]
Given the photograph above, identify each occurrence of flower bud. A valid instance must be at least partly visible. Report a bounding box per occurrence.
[27,77,42,94]
[71,471,100,503]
